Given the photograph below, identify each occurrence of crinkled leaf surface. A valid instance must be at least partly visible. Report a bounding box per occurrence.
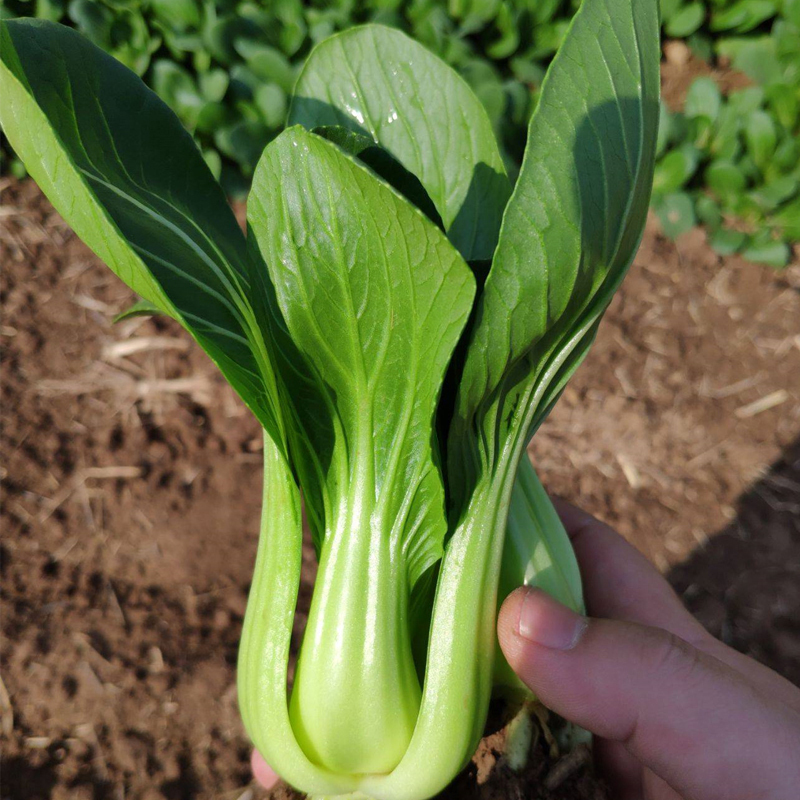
[0,19,283,441]
[288,24,511,262]
[449,0,660,502]
[248,125,475,588]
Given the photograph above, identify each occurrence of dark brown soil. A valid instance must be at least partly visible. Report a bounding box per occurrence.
[1,171,798,800]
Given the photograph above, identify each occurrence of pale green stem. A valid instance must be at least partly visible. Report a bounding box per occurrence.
[237,431,359,797]
[358,447,522,800]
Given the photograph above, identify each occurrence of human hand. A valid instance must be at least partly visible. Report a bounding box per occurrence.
[252,501,800,799]
[497,500,800,800]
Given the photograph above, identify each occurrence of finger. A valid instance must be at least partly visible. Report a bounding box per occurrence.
[498,587,800,800]
[554,500,800,711]
[552,498,706,643]
[592,737,643,800]
[251,750,280,790]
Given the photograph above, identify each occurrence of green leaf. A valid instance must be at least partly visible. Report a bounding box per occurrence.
[254,83,287,129]
[711,0,777,34]
[709,111,743,161]
[213,118,270,173]
[685,77,722,122]
[773,135,800,172]
[199,68,228,102]
[706,159,747,196]
[449,0,660,501]
[728,86,767,117]
[68,0,112,48]
[745,109,777,171]
[773,197,800,240]
[750,176,799,212]
[653,144,701,193]
[742,237,791,268]
[0,18,283,442]
[248,126,475,775]
[717,36,783,85]
[486,3,519,59]
[151,59,204,128]
[312,125,443,226]
[710,227,747,255]
[113,298,167,323]
[665,2,705,37]
[35,0,67,24]
[653,191,696,237]
[656,102,675,157]
[149,0,200,31]
[234,40,296,93]
[695,194,723,229]
[766,84,799,130]
[288,24,511,261]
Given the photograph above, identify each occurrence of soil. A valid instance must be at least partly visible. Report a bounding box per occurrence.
[2,161,799,800]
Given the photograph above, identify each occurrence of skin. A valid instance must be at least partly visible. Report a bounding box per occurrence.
[252,500,800,799]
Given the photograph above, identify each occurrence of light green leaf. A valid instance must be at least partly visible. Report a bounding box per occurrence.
[706,159,747,196]
[710,227,747,255]
[199,68,228,102]
[742,237,791,268]
[151,59,204,128]
[0,19,283,442]
[149,0,200,32]
[665,2,706,37]
[773,197,800,241]
[653,144,701,193]
[750,176,798,212]
[654,191,697,237]
[249,125,474,587]
[113,298,167,323]
[234,40,296,93]
[716,36,783,85]
[247,126,475,775]
[695,194,723,229]
[711,0,777,34]
[254,83,287,129]
[685,76,722,122]
[288,24,511,261]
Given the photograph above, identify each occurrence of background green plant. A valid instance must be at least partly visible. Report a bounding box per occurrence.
[1,0,797,266]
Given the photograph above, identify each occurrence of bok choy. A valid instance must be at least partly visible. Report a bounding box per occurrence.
[0,1,659,796]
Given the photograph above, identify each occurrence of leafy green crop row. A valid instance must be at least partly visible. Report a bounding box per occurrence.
[654,0,800,267]
[2,0,798,264]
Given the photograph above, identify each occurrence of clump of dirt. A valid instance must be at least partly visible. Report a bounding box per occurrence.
[2,175,799,800]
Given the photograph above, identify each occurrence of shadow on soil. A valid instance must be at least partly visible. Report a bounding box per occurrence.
[669,435,800,686]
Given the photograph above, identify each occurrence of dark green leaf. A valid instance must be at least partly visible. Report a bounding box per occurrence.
[0,19,283,441]
[449,0,660,502]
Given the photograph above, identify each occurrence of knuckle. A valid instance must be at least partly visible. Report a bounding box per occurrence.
[645,628,704,685]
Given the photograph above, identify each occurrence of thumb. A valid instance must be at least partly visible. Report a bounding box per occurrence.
[498,587,800,800]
